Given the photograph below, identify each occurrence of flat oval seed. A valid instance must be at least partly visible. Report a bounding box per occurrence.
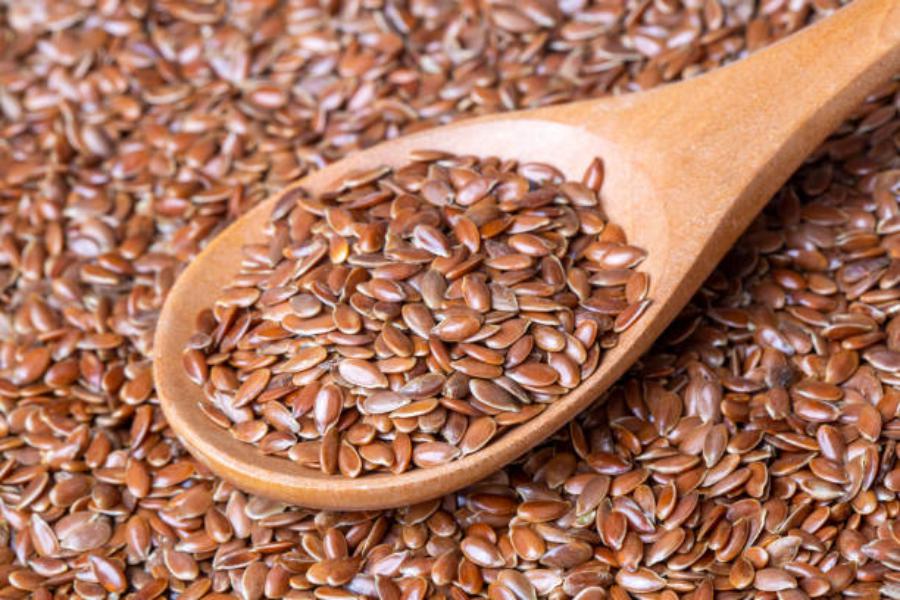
[233,369,271,407]
[314,384,343,432]
[338,359,388,388]
[413,442,461,468]
[507,363,558,387]
[432,315,482,342]
[460,536,505,568]
[615,568,665,593]
[381,323,413,357]
[754,568,797,592]
[362,391,410,414]
[532,325,565,352]
[274,346,328,373]
[460,417,498,454]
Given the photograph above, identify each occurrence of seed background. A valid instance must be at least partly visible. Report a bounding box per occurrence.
[3,0,900,598]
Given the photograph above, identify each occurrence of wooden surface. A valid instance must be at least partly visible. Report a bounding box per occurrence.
[154,0,900,510]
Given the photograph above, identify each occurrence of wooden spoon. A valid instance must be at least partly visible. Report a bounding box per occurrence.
[155,0,900,510]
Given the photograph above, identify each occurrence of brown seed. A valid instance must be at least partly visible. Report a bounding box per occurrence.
[29,514,59,558]
[461,536,505,568]
[276,346,329,373]
[126,459,151,498]
[825,349,858,383]
[470,379,519,411]
[532,325,565,352]
[816,424,846,462]
[613,299,651,332]
[233,369,271,407]
[485,319,530,349]
[183,349,209,385]
[412,442,461,467]
[644,527,685,566]
[339,442,363,477]
[517,500,570,523]
[402,303,436,338]
[400,373,446,398]
[14,346,51,385]
[625,271,650,303]
[462,274,492,312]
[454,217,481,254]
[381,322,413,357]
[508,526,544,562]
[413,224,452,257]
[507,363,559,387]
[614,568,665,593]
[165,546,200,580]
[89,554,126,593]
[59,516,112,552]
[460,417,498,454]
[359,442,395,467]
[729,556,755,589]
[126,516,151,561]
[363,391,411,414]
[433,314,482,342]
[339,359,388,388]
[421,269,448,309]
[754,568,797,592]
[315,384,344,432]
[321,428,340,475]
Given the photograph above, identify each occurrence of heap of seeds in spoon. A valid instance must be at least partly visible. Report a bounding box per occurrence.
[182,152,651,475]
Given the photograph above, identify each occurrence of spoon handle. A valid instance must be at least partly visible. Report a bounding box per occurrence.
[551,0,900,322]
[638,0,900,231]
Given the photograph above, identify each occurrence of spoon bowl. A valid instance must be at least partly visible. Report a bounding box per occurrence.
[155,0,900,510]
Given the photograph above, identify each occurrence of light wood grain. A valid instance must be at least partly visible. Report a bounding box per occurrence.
[154,0,900,510]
